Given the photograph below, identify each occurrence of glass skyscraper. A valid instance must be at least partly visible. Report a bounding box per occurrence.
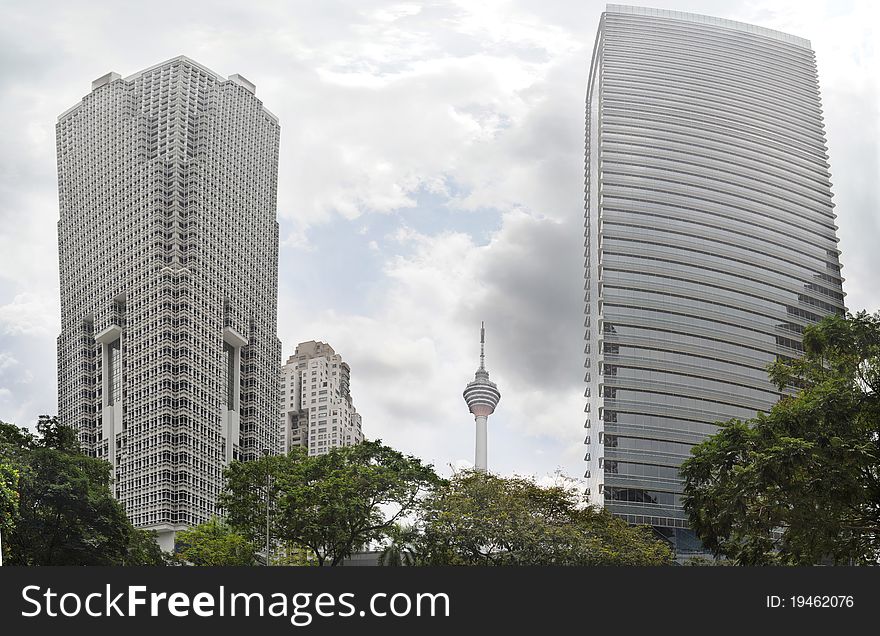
[584,6,846,553]
[56,56,281,550]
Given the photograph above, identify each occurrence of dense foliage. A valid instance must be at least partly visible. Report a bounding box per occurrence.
[0,461,19,550]
[682,312,880,565]
[0,416,165,565]
[218,451,299,556]
[413,470,673,565]
[175,517,256,566]
[219,440,440,565]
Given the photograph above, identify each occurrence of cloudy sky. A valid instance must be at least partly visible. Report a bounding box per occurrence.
[0,0,877,480]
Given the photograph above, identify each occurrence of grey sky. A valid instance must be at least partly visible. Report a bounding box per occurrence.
[0,0,877,480]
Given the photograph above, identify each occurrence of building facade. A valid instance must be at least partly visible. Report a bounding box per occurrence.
[56,56,281,550]
[584,6,846,554]
[280,341,364,456]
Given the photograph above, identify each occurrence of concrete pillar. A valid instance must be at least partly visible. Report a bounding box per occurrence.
[475,415,488,472]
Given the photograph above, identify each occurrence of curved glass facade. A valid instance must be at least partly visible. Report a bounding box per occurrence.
[584,6,846,553]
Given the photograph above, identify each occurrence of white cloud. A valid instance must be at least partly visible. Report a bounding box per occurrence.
[0,292,59,337]
[0,0,876,475]
[0,352,19,372]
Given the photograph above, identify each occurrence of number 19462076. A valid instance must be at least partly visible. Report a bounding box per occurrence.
[766,595,854,608]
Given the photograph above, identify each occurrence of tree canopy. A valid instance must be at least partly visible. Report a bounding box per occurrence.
[275,440,440,566]
[377,524,420,566]
[415,470,673,565]
[219,440,440,566]
[174,517,257,566]
[125,528,170,566]
[219,450,300,557]
[0,416,165,565]
[0,461,19,552]
[681,311,880,565]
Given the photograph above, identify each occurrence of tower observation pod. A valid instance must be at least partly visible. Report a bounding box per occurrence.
[463,322,501,472]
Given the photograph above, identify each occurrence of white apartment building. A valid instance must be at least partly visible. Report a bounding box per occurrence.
[56,56,281,550]
[280,341,364,456]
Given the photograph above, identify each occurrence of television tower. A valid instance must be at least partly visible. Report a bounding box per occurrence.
[463,322,501,471]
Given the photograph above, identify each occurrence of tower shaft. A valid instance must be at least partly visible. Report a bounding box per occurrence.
[474,415,488,472]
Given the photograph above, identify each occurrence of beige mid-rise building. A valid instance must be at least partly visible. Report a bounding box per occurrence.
[280,341,364,456]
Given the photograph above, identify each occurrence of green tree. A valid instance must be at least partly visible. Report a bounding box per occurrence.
[680,555,734,566]
[219,450,301,557]
[0,421,36,460]
[0,461,19,561]
[377,524,420,566]
[681,311,880,565]
[175,517,256,566]
[1,421,33,564]
[273,541,316,566]
[220,441,439,566]
[0,416,165,565]
[35,415,79,453]
[417,470,673,565]
[274,440,440,566]
[125,529,170,566]
[9,441,132,565]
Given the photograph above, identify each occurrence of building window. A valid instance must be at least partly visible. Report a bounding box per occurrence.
[224,343,235,409]
[108,338,121,405]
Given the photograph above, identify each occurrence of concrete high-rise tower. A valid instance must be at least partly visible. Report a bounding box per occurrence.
[56,56,281,550]
[280,341,364,456]
[463,323,501,471]
[584,6,846,554]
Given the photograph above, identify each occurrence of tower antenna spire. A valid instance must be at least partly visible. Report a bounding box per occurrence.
[480,321,485,370]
